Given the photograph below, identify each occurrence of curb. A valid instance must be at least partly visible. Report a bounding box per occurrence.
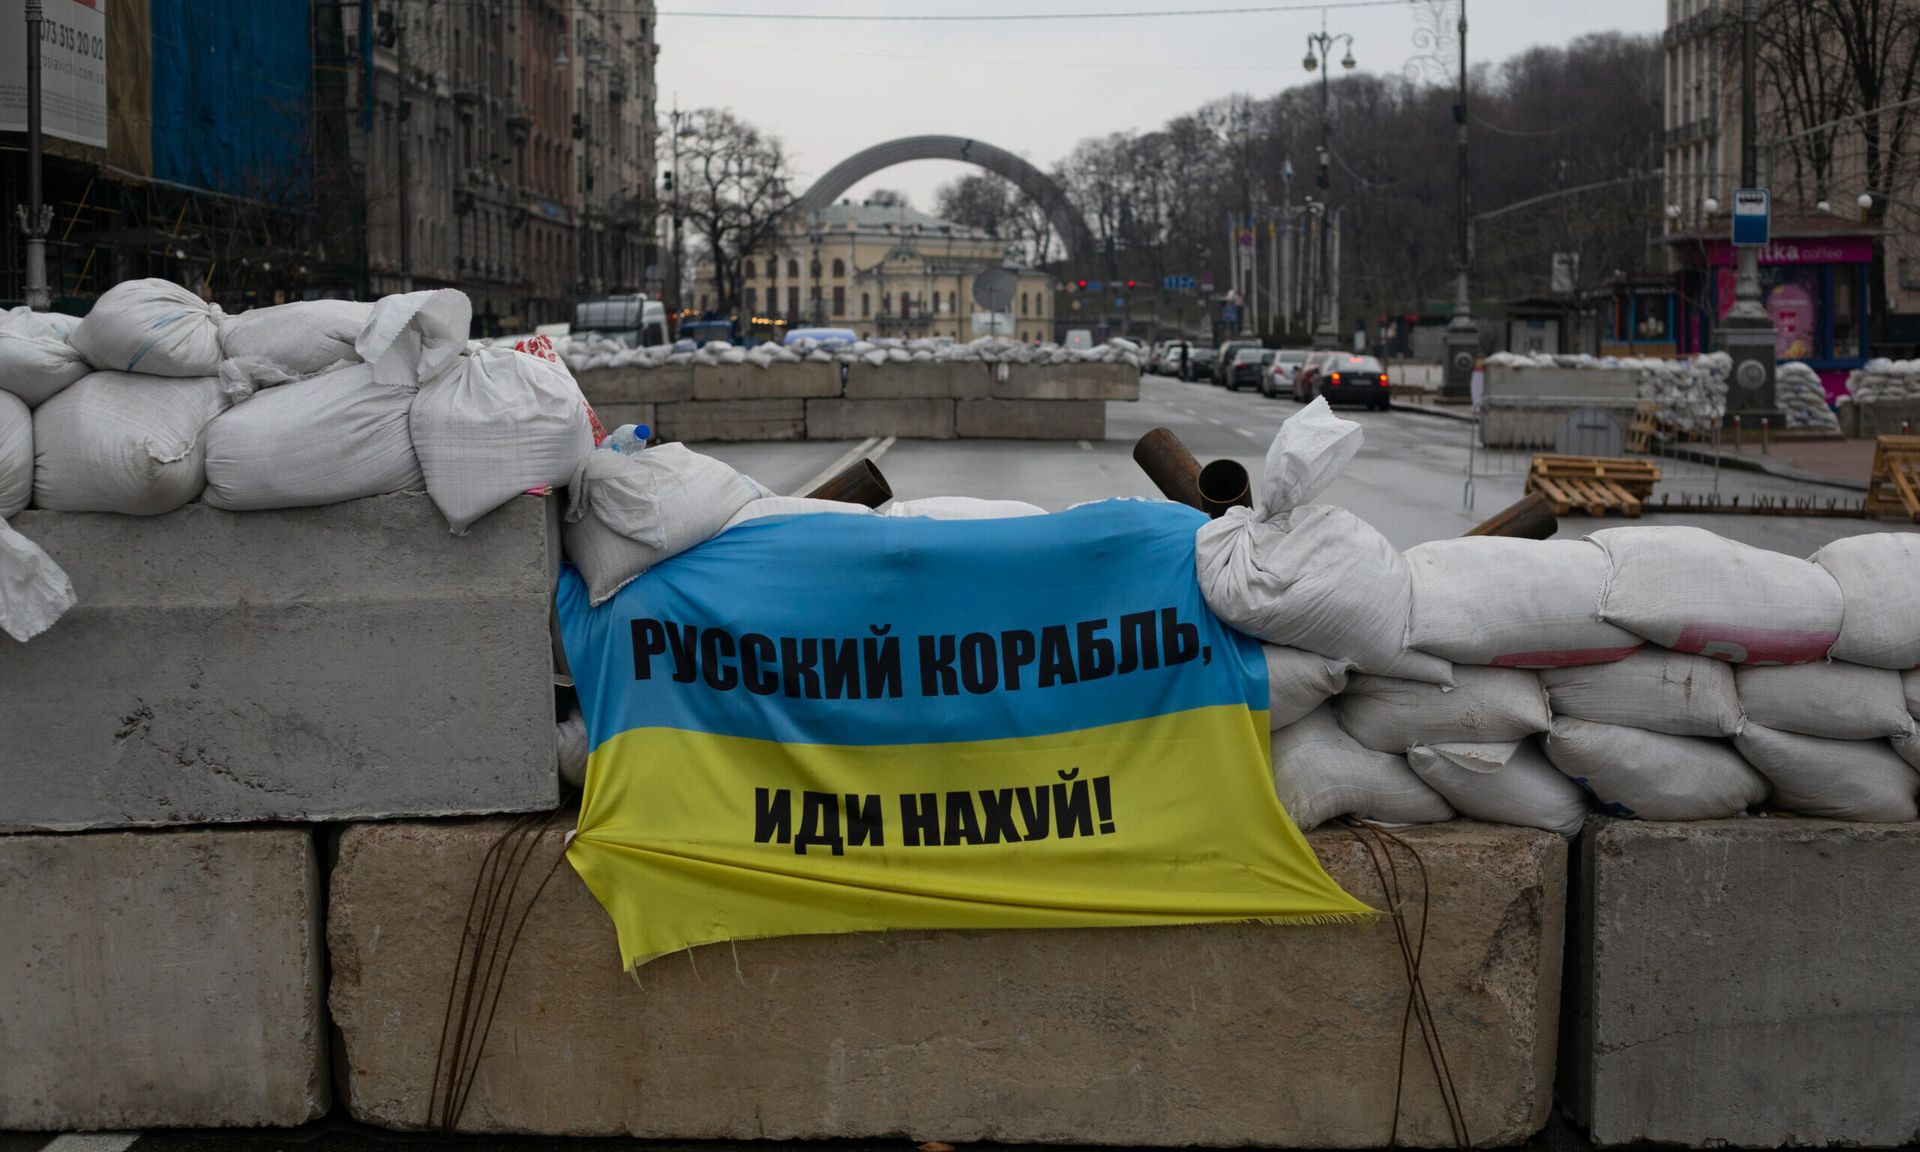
[1662,443,1869,492]
[1390,401,1476,424]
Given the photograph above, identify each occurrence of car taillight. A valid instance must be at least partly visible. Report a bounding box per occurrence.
[1331,372,1341,383]
[1379,374,1389,386]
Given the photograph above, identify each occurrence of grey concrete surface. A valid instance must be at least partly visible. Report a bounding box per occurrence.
[806,397,956,440]
[994,361,1142,402]
[0,493,560,831]
[1566,817,1920,1147]
[696,375,1910,556]
[956,397,1107,440]
[0,827,329,1130]
[692,362,841,401]
[656,398,806,442]
[844,361,991,399]
[573,364,692,405]
[328,816,1564,1146]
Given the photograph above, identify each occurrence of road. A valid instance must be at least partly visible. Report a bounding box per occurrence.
[696,374,1910,556]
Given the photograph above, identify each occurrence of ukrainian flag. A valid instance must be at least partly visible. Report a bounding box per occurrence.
[558,499,1371,971]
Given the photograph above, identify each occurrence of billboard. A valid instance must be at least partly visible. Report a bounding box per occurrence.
[0,0,108,149]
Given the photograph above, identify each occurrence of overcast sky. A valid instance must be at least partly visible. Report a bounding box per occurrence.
[655,0,1665,211]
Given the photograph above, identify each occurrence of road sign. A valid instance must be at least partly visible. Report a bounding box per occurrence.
[1163,275,1196,292]
[1085,280,1104,293]
[1732,188,1770,247]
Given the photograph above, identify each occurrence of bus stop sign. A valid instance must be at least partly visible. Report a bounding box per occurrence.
[1732,188,1769,247]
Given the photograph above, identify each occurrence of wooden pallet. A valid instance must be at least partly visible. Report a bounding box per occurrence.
[1864,434,1920,522]
[1626,402,1660,454]
[1526,454,1662,517]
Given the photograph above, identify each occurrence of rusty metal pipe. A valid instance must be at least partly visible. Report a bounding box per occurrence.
[1132,428,1206,511]
[1197,459,1253,518]
[805,458,894,508]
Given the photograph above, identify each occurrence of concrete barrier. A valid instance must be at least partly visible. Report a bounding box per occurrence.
[1564,817,1920,1147]
[0,827,329,1129]
[0,493,560,831]
[806,398,956,440]
[328,817,1564,1145]
[958,398,1107,440]
[656,398,807,441]
[692,362,841,401]
[994,362,1141,402]
[844,361,991,399]
[576,364,693,406]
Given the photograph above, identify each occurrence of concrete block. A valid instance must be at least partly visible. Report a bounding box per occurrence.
[0,827,329,1129]
[994,362,1141,402]
[329,817,1563,1145]
[590,402,654,432]
[656,398,806,443]
[845,361,991,399]
[573,364,693,405]
[805,398,955,440]
[692,362,841,401]
[0,493,560,831]
[1568,817,1920,1147]
[956,398,1107,440]
[1853,397,1920,439]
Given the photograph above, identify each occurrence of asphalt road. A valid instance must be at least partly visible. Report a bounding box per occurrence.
[696,374,1911,556]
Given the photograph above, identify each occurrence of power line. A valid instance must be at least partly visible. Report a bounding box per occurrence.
[670,33,1312,72]
[657,1,1414,21]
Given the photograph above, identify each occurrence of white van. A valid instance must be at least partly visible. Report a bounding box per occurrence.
[573,295,670,348]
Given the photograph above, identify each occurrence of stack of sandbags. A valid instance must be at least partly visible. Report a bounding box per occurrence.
[0,306,89,408]
[202,362,422,511]
[1846,358,1920,404]
[32,372,231,515]
[69,278,225,377]
[1732,663,1918,820]
[1196,398,1451,685]
[218,298,373,381]
[563,442,769,604]
[0,387,74,641]
[1776,361,1840,432]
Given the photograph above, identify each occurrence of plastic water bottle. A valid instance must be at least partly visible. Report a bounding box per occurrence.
[603,424,652,455]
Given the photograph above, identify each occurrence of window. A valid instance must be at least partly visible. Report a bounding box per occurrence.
[787,286,799,316]
[1020,291,1028,315]
[882,292,891,315]
[862,292,871,317]
[948,291,956,314]
[900,294,912,318]
[745,287,757,311]
[786,258,799,278]
[745,259,755,278]
[833,286,846,316]
[832,258,846,277]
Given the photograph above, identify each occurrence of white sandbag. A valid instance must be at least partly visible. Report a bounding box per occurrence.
[1197,399,1445,680]
[32,372,228,514]
[1404,537,1642,667]
[356,289,471,389]
[564,444,765,604]
[1407,740,1590,836]
[1734,723,1920,821]
[1733,661,1913,740]
[557,709,590,790]
[723,495,873,530]
[1268,705,1454,831]
[1334,666,1550,753]
[1906,670,1920,717]
[1813,533,1920,669]
[1263,645,1352,728]
[218,299,373,377]
[1895,730,1920,772]
[411,346,593,534]
[1538,648,1744,737]
[1591,525,1843,664]
[70,278,224,376]
[0,306,90,406]
[202,363,422,511]
[0,391,30,519]
[0,518,76,641]
[886,496,1047,520]
[1543,716,1768,820]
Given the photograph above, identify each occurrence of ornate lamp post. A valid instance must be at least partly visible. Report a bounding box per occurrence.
[1303,17,1355,349]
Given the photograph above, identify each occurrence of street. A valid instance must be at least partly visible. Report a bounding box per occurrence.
[699,374,1909,556]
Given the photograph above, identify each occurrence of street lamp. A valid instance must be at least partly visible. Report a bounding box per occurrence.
[1716,0,1778,423]
[1441,0,1477,401]
[1304,14,1356,349]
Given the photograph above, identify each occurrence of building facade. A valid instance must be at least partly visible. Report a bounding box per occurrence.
[1660,0,1919,380]
[703,201,1055,343]
[322,0,658,332]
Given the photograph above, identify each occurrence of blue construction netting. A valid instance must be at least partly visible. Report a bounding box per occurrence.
[150,0,313,201]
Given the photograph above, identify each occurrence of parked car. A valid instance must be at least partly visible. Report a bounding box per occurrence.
[1307,353,1393,410]
[1214,340,1262,385]
[1265,348,1309,398]
[1184,346,1218,381]
[1290,351,1333,401]
[1228,347,1274,392]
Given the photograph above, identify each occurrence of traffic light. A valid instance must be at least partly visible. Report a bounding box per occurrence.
[1126,280,1136,289]
[1076,279,1087,290]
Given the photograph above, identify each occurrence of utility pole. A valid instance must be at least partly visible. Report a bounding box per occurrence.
[1441,0,1476,400]
[18,0,53,310]
[668,104,686,320]
[1303,15,1354,349]
[1717,0,1777,421]
[394,8,413,292]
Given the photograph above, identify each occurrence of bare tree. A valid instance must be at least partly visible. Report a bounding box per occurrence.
[934,173,1014,237]
[863,188,912,209]
[680,108,795,316]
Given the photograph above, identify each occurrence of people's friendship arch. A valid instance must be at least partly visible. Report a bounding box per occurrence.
[793,135,1098,268]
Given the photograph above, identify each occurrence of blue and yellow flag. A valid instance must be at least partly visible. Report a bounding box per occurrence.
[558,499,1371,970]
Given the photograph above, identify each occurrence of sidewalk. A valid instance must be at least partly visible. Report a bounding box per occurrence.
[1674,435,1877,492]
